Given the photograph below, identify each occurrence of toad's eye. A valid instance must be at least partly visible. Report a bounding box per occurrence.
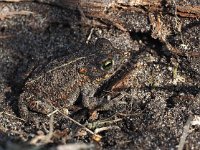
[101,59,113,70]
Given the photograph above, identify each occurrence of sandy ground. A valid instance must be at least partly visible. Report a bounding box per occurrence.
[0,0,199,149]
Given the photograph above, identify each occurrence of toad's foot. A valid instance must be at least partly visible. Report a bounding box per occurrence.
[19,94,54,121]
[82,94,126,112]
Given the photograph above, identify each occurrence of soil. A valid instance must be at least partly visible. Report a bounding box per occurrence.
[0,1,199,150]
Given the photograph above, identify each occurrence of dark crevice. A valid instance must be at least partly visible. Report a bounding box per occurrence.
[148,85,200,96]
[129,30,172,59]
[166,94,177,108]
[0,26,5,33]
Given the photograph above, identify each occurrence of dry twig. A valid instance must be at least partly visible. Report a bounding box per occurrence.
[0,11,34,20]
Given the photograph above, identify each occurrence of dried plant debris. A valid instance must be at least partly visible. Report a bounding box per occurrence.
[0,0,199,150]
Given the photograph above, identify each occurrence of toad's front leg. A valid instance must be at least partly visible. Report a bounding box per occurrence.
[18,93,54,121]
[81,85,126,111]
[82,94,127,113]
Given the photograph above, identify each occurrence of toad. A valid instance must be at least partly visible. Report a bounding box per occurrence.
[18,38,129,120]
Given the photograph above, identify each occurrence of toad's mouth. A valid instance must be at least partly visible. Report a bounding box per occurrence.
[94,49,144,98]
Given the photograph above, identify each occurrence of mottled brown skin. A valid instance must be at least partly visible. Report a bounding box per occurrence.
[19,38,128,120]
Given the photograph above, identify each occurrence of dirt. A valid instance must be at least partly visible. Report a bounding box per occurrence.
[0,1,199,150]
